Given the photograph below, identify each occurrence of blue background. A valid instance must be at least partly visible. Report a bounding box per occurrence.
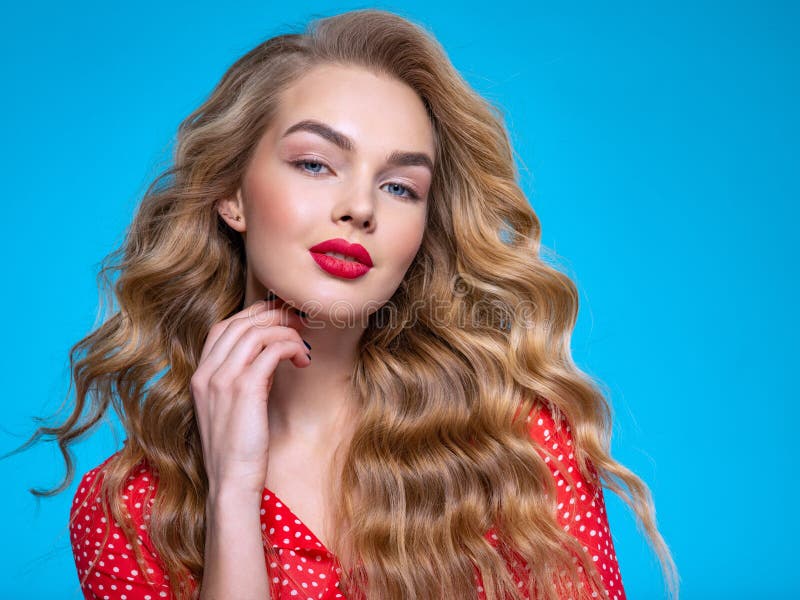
[1,1,796,598]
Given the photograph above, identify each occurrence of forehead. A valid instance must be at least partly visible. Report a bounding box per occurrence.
[269,64,435,156]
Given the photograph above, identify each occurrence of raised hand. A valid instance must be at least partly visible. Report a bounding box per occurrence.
[190,295,311,498]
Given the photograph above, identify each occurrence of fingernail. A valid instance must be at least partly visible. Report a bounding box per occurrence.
[306,353,311,361]
[303,339,311,350]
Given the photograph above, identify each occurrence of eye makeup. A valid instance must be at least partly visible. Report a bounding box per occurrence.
[287,156,425,201]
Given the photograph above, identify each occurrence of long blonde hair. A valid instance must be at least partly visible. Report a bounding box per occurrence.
[8,8,678,600]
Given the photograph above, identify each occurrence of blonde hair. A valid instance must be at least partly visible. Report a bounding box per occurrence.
[9,8,678,600]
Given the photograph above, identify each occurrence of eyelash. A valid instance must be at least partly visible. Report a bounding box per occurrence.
[290,159,422,201]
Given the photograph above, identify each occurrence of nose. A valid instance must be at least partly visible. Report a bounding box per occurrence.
[334,181,377,232]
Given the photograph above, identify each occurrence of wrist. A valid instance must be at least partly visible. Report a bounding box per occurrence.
[207,485,264,515]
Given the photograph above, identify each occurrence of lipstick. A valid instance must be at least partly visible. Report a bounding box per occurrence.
[309,238,373,279]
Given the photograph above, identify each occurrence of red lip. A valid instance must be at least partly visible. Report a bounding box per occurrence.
[308,238,373,267]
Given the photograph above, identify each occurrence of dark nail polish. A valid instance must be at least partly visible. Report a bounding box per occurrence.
[303,339,312,350]
[306,353,311,360]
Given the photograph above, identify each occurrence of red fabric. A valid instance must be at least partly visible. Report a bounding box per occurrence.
[474,405,627,600]
[70,405,625,599]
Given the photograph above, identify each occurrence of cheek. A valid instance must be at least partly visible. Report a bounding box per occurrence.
[247,172,313,234]
[391,210,427,269]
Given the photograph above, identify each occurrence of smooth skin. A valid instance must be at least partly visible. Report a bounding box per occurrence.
[195,63,436,598]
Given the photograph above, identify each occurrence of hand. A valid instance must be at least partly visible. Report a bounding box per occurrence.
[190,295,311,498]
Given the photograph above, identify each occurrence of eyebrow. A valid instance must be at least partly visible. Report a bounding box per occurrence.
[281,119,435,173]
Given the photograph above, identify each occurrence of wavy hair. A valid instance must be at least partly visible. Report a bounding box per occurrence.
[7,8,678,600]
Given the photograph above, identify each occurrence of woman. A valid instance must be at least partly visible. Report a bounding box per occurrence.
[24,8,677,600]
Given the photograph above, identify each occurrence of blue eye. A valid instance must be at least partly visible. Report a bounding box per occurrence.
[292,159,330,175]
[290,159,422,201]
[384,182,420,200]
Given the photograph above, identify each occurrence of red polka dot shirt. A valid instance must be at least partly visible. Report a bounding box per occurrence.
[70,405,626,599]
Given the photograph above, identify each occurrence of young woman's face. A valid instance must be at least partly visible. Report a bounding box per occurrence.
[222,63,435,325]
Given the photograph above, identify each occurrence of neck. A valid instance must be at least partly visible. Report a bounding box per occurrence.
[267,321,363,444]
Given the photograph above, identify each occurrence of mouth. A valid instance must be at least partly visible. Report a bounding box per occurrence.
[308,238,373,280]
[308,238,373,267]
[316,251,361,263]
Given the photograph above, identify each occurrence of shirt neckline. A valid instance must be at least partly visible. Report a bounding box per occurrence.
[263,485,333,555]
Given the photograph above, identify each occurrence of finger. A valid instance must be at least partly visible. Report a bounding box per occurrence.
[239,339,311,393]
[249,303,305,338]
[199,300,272,364]
[199,298,301,364]
[211,325,309,384]
[199,304,302,375]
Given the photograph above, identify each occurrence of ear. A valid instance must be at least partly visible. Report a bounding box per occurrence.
[216,188,246,232]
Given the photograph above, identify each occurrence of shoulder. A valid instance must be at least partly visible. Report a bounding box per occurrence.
[70,451,160,531]
[525,401,599,489]
[524,402,627,599]
[69,451,173,595]
[525,403,601,524]
[70,450,160,545]
[524,401,607,530]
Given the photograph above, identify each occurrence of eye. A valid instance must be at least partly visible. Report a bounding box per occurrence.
[290,159,422,201]
[383,182,420,201]
[291,159,331,176]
